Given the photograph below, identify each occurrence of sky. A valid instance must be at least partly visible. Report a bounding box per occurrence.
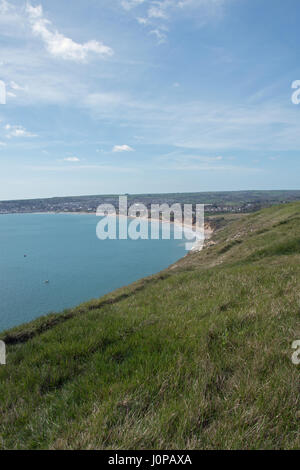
[0,0,300,200]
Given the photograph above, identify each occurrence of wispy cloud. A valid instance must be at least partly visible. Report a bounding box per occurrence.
[112,144,135,152]
[149,28,167,44]
[6,91,16,98]
[155,151,260,172]
[26,3,114,61]
[83,89,300,153]
[4,124,37,138]
[128,0,226,43]
[63,156,80,162]
[148,4,169,19]
[10,81,25,91]
[121,0,145,10]
[136,16,149,25]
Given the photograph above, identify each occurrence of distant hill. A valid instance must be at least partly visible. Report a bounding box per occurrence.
[0,202,299,449]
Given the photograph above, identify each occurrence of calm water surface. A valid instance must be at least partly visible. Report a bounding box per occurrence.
[0,213,189,331]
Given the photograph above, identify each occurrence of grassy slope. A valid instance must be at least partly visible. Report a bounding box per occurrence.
[0,203,299,450]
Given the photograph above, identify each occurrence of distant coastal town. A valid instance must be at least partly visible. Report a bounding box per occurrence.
[1,190,300,216]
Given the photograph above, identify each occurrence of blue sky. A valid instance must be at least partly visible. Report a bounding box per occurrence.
[0,0,300,199]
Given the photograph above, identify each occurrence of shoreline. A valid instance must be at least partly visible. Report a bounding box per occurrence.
[116,213,212,252]
[0,210,212,252]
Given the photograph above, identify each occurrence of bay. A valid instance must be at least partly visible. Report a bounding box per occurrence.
[0,213,189,331]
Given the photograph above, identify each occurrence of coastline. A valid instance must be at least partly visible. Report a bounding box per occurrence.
[117,213,212,252]
[0,211,213,252]
[1,211,198,333]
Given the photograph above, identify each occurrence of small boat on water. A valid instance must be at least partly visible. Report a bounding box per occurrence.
[44,280,49,284]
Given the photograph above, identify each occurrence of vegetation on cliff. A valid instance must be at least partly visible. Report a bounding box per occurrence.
[0,202,299,449]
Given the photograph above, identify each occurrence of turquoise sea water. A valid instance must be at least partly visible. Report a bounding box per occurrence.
[0,213,189,332]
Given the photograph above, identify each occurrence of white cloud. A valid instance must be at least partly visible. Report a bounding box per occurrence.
[4,124,37,138]
[136,17,149,25]
[149,28,167,44]
[178,0,224,11]
[10,81,25,91]
[112,144,134,152]
[26,3,113,61]
[148,4,169,19]
[123,0,226,43]
[63,156,80,162]
[121,0,145,11]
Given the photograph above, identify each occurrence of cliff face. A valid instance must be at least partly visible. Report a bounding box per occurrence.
[0,202,300,450]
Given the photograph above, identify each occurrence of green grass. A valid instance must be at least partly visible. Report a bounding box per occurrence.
[0,202,300,450]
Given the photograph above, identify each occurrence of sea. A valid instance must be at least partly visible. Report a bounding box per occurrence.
[0,213,191,331]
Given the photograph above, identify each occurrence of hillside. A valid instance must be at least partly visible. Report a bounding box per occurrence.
[0,202,299,450]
